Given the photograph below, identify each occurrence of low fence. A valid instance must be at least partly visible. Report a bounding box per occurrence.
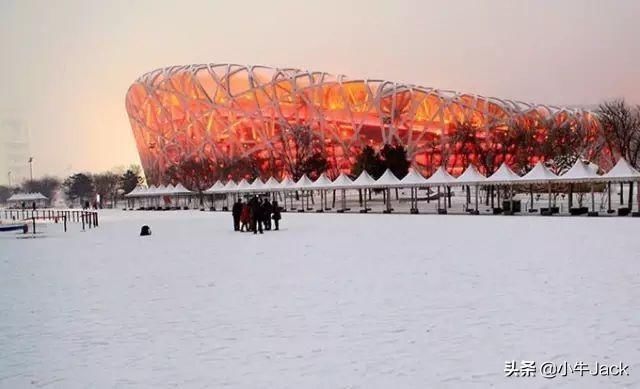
[2,209,99,233]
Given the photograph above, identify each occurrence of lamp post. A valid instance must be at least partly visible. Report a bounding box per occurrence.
[28,157,34,181]
[7,171,11,187]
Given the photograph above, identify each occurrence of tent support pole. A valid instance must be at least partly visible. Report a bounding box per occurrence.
[510,184,514,212]
[620,182,624,205]
[607,182,612,212]
[529,184,534,210]
[475,184,479,212]
[568,183,573,209]
[364,189,367,212]
[324,189,327,210]
[386,187,391,212]
[412,187,416,211]
[591,183,595,213]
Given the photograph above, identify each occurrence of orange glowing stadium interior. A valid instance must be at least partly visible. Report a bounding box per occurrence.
[126,64,602,186]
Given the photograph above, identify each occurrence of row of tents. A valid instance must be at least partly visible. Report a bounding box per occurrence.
[125,158,640,198]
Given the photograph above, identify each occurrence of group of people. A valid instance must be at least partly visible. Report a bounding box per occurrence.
[231,196,282,234]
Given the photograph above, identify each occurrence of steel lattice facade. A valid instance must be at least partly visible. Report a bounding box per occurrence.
[126,64,601,185]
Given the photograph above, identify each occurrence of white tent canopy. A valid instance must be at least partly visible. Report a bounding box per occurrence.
[352,170,377,188]
[455,164,486,185]
[124,186,146,198]
[220,180,237,193]
[519,162,559,184]
[205,180,225,194]
[263,177,281,190]
[236,179,251,192]
[279,177,296,190]
[7,192,48,202]
[126,157,639,199]
[374,169,401,188]
[248,178,266,192]
[294,174,313,190]
[311,173,333,190]
[399,168,428,187]
[600,158,640,182]
[485,163,521,184]
[145,185,157,196]
[163,184,178,195]
[154,185,167,196]
[556,160,600,183]
[328,173,354,190]
[425,166,456,186]
[171,183,192,195]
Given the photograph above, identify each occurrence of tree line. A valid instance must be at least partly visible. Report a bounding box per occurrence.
[0,166,143,207]
[162,100,640,190]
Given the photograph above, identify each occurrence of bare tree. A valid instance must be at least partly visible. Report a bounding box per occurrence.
[596,100,640,206]
[22,176,61,204]
[275,124,328,181]
[449,121,482,170]
[541,118,588,175]
[93,172,121,208]
[597,100,640,169]
[165,157,216,206]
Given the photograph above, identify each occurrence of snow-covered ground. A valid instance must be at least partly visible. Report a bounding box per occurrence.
[1,210,639,388]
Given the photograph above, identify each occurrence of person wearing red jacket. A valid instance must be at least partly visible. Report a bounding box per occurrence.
[240,203,252,232]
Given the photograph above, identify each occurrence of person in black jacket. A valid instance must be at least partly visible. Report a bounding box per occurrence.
[250,197,263,234]
[272,200,282,230]
[231,198,243,231]
[262,199,272,230]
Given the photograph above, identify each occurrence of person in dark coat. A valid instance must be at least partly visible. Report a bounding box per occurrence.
[250,197,263,234]
[262,199,272,230]
[232,198,243,231]
[271,200,282,231]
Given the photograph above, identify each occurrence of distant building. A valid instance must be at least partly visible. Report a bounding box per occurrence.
[0,118,31,186]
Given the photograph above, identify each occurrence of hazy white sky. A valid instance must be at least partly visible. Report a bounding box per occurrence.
[1,0,638,178]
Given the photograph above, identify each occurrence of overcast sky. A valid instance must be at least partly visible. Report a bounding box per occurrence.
[1,0,638,178]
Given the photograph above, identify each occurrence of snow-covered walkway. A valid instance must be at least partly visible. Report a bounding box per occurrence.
[1,210,638,388]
